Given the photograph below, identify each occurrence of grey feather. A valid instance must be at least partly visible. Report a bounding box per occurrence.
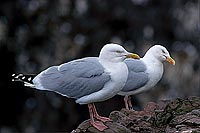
[122,59,149,92]
[33,57,111,99]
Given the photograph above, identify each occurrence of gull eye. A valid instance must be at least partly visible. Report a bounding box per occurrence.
[162,50,166,54]
[116,50,122,53]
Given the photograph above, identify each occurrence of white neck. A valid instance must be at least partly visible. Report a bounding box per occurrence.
[99,58,123,73]
[141,53,164,89]
[142,54,156,65]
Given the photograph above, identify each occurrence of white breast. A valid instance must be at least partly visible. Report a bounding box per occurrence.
[76,61,129,104]
[104,62,129,93]
[144,60,163,90]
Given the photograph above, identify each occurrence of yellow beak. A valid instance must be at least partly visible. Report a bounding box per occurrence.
[126,53,140,59]
[166,57,175,65]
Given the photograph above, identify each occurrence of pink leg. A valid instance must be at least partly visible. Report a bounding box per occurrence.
[88,103,108,131]
[124,95,129,110]
[91,103,111,122]
[127,96,133,110]
[124,95,134,110]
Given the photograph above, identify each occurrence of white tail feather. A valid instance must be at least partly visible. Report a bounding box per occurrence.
[24,82,35,88]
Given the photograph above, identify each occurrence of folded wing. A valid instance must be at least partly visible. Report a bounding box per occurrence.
[122,59,149,92]
[33,57,111,99]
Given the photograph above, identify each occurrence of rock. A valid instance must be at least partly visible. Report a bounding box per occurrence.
[72,97,200,132]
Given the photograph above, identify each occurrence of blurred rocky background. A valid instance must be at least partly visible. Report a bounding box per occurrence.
[0,0,199,132]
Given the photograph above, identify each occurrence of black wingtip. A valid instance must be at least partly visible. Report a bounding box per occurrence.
[11,73,36,83]
[12,73,23,82]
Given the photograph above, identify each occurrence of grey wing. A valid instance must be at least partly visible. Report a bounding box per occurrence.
[33,57,111,99]
[122,59,149,92]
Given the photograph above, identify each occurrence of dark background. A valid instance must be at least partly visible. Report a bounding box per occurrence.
[0,0,199,132]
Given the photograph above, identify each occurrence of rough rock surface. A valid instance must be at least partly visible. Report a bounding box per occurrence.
[72,97,200,133]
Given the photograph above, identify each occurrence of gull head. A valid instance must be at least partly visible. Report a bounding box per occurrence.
[145,44,175,65]
[99,43,140,63]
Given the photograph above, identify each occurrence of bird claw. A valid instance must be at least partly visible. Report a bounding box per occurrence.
[95,116,112,122]
[129,106,134,110]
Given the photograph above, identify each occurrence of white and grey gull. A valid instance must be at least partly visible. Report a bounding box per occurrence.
[12,43,140,131]
[119,44,175,110]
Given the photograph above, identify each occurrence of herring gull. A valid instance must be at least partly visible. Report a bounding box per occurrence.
[118,44,175,110]
[12,43,140,131]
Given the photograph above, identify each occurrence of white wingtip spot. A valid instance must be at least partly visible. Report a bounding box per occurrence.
[15,74,23,79]
[28,77,32,81]
[24,82,35,88]
[12,74,15,77]
[22,76,25,80]
[12,79,15,82]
